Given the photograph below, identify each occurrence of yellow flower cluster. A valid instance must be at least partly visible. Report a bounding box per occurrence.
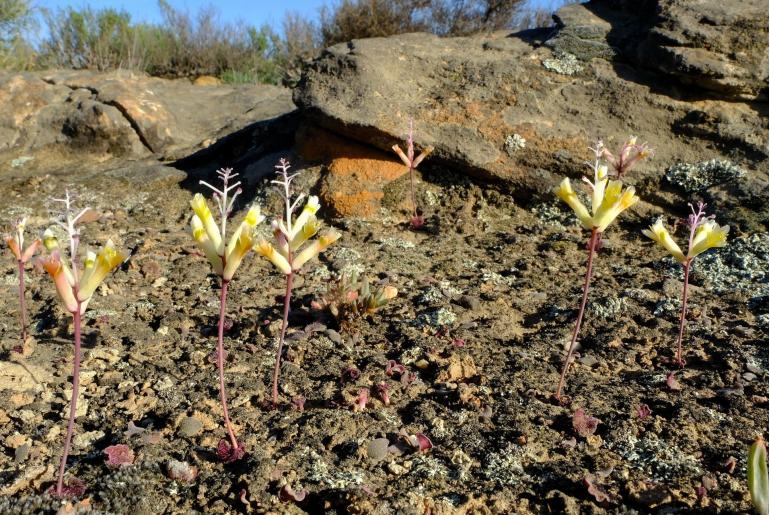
[190,194,265,281]
[556,164,639,232]
[41,230,126,314]
[254,196,341,275]
[642,218,729,263]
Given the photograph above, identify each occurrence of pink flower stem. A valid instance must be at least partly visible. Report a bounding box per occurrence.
[17,259,27,342]
[56,303,82,497]
[409,165,418,219]
[217,279,239,450]
[556,228,599,401]
[272,270,294,406]
[675,259,692,368]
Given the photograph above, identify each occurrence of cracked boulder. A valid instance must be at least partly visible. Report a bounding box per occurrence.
[547,0,768,101]
[293,28,766,209]
[0,70,295,162]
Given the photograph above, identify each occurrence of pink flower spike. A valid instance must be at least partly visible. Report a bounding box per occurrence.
[104,444,135,469]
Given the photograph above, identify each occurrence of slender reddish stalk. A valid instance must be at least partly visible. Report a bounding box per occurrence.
[675,259,692,367]
[409,165,418,219]
[217,279,239,450]
[556,228,599,401]
[17,259,28,342]
[56,304,82,497]
[272,271,294,405]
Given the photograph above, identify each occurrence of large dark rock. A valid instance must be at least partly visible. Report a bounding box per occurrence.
[549,0,768,101]
[293,28,766,209]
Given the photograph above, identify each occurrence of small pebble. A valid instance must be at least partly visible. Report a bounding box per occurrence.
[178,417,203,437]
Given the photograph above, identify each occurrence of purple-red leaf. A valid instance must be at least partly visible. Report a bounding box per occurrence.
[216,439,245,463]
[279,485,308,503]
[104,444,135,469]
[573,408,600,438]
[48,477,87,498]
[666,372,682,391]
[584,473,610,504]
[636,404,652,420]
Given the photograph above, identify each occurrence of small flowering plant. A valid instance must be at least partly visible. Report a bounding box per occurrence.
[255,158,340,406]
[553,139,646,402]
[190,167,264,461]
[642,202,728,367]
[392,120,434,229]
[599,136,653,178]
[4,217,40,342]
[40,191,126,497]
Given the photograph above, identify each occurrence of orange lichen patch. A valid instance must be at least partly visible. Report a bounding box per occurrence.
[320,189,384,218]
[299,125,410,219]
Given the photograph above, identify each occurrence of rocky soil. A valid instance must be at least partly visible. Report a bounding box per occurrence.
[0,0,767,513]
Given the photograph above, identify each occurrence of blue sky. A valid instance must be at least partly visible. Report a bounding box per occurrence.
[34,0,563,32]
[37,0,334,30]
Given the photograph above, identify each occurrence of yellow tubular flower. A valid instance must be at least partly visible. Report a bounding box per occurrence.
[226,205,264,259]
[191,215,224,276]
[591,165,609,215]
[593,183,639,232]
[689,221,729,259]
[255,240,292,275]
[223,229,256,281]
[642,219,686,263]
[292,230,341,271]
[291,196,320,239]
[41,254,79,313]
[289,215,319,252]
[77,241,126,301]
[43,228,59,251]
[83,250,96,270]
[191,193,223,253]
[556,178,592,229]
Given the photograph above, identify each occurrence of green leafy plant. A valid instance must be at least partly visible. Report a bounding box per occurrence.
[4,217,40,343]
[311,271,397,320]
[189,167,263,462]
[749,437,769,515]
[40,191,126,497]
[642,202,729,367]
[553,138,648,402]
[254,158,340,406]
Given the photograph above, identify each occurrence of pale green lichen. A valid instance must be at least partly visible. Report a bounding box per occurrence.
[665,159,745,192]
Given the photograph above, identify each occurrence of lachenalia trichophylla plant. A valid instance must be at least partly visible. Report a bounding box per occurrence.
[190,167,264,462]
[553,140,647,402]
[4,217,40,343]
[40,191,126,497]
[254,158,340,407]
[392,120,434,229]
[642,202,728,367]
